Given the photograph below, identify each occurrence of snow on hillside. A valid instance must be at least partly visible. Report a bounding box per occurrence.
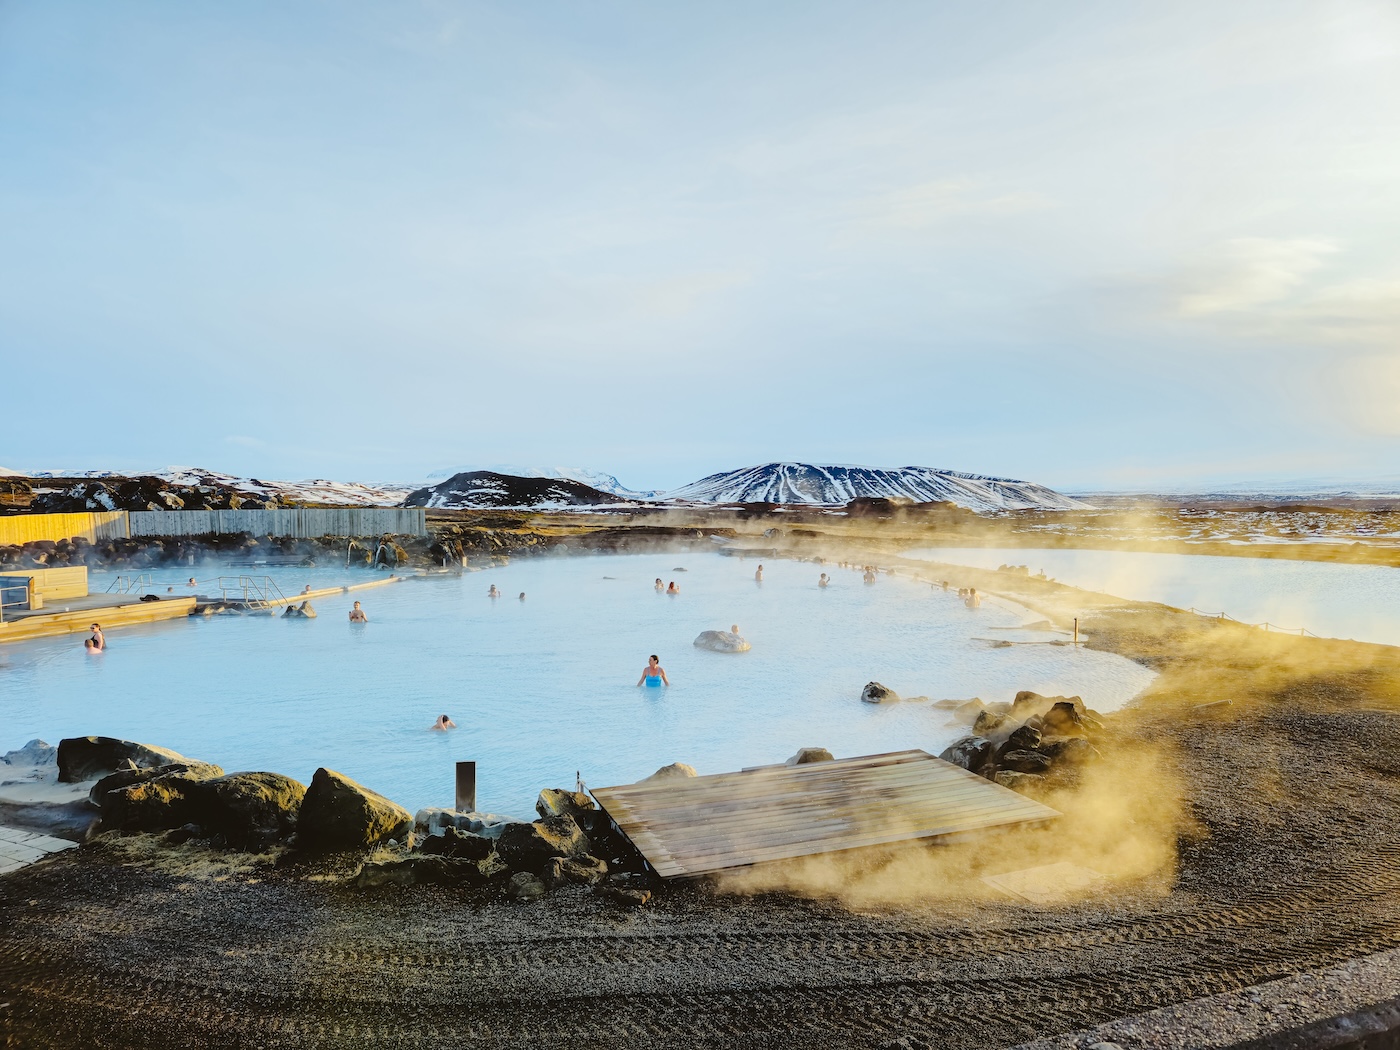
[426,464,662,501]
[661,462,1088,512]
[405,471,633,509]
[21,467,412,507]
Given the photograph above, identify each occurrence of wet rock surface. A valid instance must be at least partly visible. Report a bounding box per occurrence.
[693,629,752,653]
[861,682,900,704]
[58,737,201,783]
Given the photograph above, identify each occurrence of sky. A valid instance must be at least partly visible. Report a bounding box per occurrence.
[1,1,1398,493]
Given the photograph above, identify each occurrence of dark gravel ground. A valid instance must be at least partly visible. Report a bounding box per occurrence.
[6,702,1400,1050]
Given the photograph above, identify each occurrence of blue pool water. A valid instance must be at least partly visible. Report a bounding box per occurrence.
[905,547,1400,647]
[1,552,1155,814]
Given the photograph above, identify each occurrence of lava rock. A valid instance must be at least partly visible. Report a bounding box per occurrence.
[938,736,995,772]
[58,736,199,783]
[786,747,835,765]
[998,750,1053,775]
[861,682,900,704]
[994,770,1048,794]
[354,855,487,889]
[96,763,227,832]
[507,871,548,900]
[693,630,751,653]
[1039,736,1099,764]
[202,771,306,849]
[535,788,596,821]
[495,815,591,874]
[641,763,697,782]
[418,826,494,861]
[598,883,652,907]
[297,768,412,852]
[544,854,609,888]
[1004,724,1043,752]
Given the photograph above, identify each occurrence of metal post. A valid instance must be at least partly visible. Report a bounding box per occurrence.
[1073,618,1078,646]
[455,761,477,813]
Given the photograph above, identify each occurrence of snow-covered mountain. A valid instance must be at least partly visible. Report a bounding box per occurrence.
[404,471,635,510]
[18,467,412,507]
[661,463,1089,512]
[425,465,662,501]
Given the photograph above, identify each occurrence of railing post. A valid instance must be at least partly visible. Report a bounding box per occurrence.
[455,761,477,813]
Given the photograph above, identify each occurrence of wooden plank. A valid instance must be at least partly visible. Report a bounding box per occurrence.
[592,751,1060,880]
[0,512,129,545]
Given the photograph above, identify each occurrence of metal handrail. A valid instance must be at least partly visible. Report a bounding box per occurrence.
[105,573,154,595]
[216,575,289,607]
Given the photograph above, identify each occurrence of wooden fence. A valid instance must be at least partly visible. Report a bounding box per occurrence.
[126,508,426,538]
[0,512,129,545]
[0,508,426,544]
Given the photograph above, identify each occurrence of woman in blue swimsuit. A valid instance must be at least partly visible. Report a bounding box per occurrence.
[637,654,670,687]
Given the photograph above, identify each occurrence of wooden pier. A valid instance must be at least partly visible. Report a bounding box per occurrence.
[592,750,1060,879]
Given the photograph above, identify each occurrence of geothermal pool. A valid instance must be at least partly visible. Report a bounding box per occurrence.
[906,547,1400,647]
[0,552,1155,814]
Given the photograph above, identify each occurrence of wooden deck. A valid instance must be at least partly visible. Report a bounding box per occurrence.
[591,750,1061,879]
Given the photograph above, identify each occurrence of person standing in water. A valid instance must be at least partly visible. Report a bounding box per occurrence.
[819,573,829,588]
[430,714,456,731]
[654,578,664,592]
[666,581,679,595]
[488,585,500,598]
[348,601,368,622]
[637,655,670,687]
[88,623,105,651]
[754,564,764,582]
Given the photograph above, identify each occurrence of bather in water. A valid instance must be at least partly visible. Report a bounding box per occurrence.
[637,655,670,687]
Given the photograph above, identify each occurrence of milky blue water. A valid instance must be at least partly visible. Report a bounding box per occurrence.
[0,553,1154,814]
[906,547,1400,647]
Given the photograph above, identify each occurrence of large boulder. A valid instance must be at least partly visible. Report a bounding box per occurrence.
[641,763,697,783]
[786,747,835,765]
[998,750,1053,775]
[939,736,994,773]
[58,737,198,783]
[419,826,494,862]
[202,771,306,849]
[297,768,412,852]
[693,630,751,653]
[860,682,899,704]
[94,763,226,832]
[544,854,608,888]
[495,815,591,875]
[535,788,595,821]
[995,770,1047,795]
[354,855,488,889]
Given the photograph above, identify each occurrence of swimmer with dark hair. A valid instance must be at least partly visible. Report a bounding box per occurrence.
[754,564,764,582]
[88,624,105,650]
[348,601,368,622]
[637,655,670,687]
[488,585,500,598]
[431,714,457,731]
[654,578,664,591]
[518,592,526,601]
[666,581,679,595]
[819,573,829,587]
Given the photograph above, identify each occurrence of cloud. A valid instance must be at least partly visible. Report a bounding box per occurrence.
[853,179,1054,230]
[1177,238,1338,316]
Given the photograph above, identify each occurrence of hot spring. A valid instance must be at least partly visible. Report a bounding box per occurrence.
[1,552,1155,814]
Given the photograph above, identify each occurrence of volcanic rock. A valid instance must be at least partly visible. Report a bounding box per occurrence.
[2,739,56,766]
[998,750,1053,775]
[544,854,609,888]
[786,747,835,765]
[202,771,306,849]
[535,788,595,821]
[507,871,548,900]
[693,630,752,653]
[994,771,1048,794]
[939,736,995,772]
[861,682,899,704]
[641,762,697,782]
[495,815,591,875]
[297,768,412,852]
[58,736,199,783]
[418,826,494,862]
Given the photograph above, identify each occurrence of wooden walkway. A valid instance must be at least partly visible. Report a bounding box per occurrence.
[592,750,1060,879]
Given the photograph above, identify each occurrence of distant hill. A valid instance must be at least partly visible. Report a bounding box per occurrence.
[403,471,627,509]
[661,462,1088,512]
[426,464,662,501]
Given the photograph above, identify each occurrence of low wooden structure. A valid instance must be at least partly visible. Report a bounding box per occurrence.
[0,512,128,546]
[0,596,196,644]
[592,750,1060,879]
